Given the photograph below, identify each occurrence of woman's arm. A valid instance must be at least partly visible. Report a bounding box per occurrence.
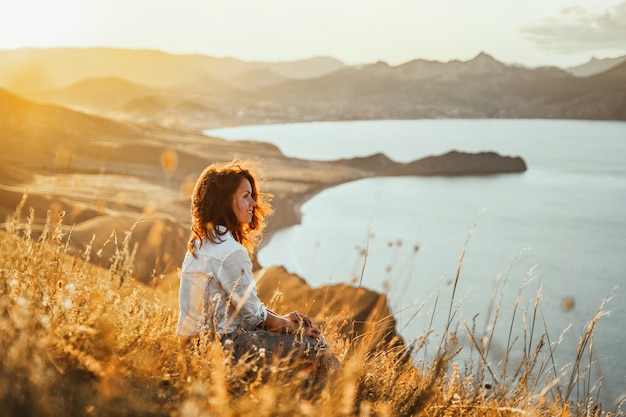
[219,248,268,330]
[220,247,320,338]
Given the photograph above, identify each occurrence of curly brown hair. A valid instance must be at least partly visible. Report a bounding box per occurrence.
[188,161,273,256]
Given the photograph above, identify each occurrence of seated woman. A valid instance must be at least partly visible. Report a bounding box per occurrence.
[177,160,339,378]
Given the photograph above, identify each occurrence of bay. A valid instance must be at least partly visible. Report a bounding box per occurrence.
[205,119,626,407]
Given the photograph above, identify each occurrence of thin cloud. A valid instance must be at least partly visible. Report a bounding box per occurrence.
[522,1,626,53]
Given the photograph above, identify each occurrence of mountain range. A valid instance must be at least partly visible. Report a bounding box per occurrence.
[1,47,625,127]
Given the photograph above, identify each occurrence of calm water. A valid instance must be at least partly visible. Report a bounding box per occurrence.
[205,119,626,407]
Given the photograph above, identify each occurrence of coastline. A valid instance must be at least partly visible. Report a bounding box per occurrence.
[0,97,527,284]
[254,180,353,270]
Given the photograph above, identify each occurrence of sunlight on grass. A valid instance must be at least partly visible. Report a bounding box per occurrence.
[0,196,621,416]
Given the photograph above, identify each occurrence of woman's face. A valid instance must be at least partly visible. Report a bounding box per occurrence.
[232,178,256,224]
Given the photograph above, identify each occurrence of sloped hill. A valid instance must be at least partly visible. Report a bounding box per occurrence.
[226,67,289,90]
[33,76,161,113]
[23,73,245,123]
[0,87,141,163]
[0,47,251,92]
[263,56,346,79]
[175,75,243,97]
[554,61,626,120]
[0,47,347,96]
[566,55,626,77]
[121,95,168,115]
[594,59,626,78]
[0,88,290,179]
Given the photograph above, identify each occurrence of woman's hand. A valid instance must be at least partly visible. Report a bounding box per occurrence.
[263,310,321,339]
[284,311,320,339]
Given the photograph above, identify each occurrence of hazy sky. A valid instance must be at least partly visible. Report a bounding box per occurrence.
[1,0,625,68]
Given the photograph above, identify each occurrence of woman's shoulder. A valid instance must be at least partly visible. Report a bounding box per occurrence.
[194,231,244,256]
[217,233,247,257]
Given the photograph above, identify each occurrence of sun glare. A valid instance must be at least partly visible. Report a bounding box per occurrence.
[0,2,98,49]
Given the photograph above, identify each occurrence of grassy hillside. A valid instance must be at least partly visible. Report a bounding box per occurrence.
[1,198,615,416]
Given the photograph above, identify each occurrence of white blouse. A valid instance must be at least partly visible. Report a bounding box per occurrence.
[177,228,268,337]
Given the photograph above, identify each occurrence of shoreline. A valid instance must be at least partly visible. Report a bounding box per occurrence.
[1,96,528,284]
[254,180,351,270]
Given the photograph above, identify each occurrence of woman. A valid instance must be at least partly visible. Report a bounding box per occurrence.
[177,161,338,375]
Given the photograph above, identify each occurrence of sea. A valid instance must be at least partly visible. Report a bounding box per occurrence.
[205,119,626,408]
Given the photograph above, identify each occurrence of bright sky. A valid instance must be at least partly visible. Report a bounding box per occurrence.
[1,0,625,68]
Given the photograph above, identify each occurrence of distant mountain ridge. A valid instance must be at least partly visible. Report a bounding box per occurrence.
[391,52,509,81]
[1,47,625,125]
[35,76,158,113]
[252,53,626,121]
[0,47,347,93]
[566,56,626,77]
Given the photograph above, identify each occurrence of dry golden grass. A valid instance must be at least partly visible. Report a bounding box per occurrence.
[0,198,620,416]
